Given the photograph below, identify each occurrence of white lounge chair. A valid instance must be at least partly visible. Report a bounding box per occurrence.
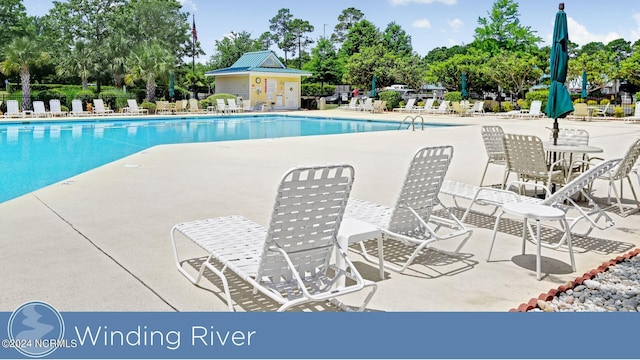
[359,98,374,112]
[516,100,544,119]
[417,98,435,114]
[93,99,114,116]
[226,98,240,113]
[469,101,485,116]
[215,99,228,114]
[125,99,148,115]
[70,100,89,116]
[339,97,359,111]
[428,100,449,115]
[171,164,377,312]
[624,102,640,123]
[49,99,67,117]
[3,100,24,118]
[441,158,620,237]
[187,98,204,113]
[344,145,472,273]
[392,98,415,113]
[32,101,50,118]
[592,138,640,217]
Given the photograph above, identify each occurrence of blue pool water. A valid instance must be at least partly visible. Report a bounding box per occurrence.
[0,115,450,204]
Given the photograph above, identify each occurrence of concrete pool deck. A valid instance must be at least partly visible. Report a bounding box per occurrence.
[2,109,640,312]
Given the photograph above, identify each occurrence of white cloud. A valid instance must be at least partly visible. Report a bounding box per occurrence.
[389,0,456,5]
[446,38,457,46]
[564,17,620,46]
[447,18,463,32]
[631,12,640,41]
[178,0,197,12]
[412,19,432,29]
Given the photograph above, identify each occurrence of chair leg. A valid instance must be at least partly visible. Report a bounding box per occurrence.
[521,218,528,255]
[480,161,490,187]
[562,218,576,272]
[487,210,505,261]
[536,219,542,280]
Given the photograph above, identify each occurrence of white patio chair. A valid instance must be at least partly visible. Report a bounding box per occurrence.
[125,99,148,115]
[359,98,374,112]
[171,164,377,312]
[624,102,640,123]
[516,100,544,119]
[592,138,640,217]
[441,158,620,237]
[343,145,472,273]
[32,101,49,118]
[479,125,506,187]
[417,98,435,114]
[3,100,23,118]
[93,99,114,116]
[70,99,89,116]
[215,99,228,114]
[226,98,240,113]
[392,98,415,112]
[49,99,68,117]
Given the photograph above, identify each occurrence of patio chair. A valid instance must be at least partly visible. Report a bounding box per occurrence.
[516,100,544,119]
[479,125,507,187]
[591,103,609,118]
[216,99,228,114]
[339,97,357,110]
[93,99,114,116]
[188,98,204,113]
[125,99,148,115]
[591,138,640,217]
[624,102,640,123]
[70,100,89,116]
[343,145,473,273]
[155,101,172,115]
[226,98,240,113]
[173,100,188,114]
[359,98,374,112]
[546,127,591,168]
[171,164,377,312]
[429,100,450,115]
[32,101,49,118]
[392,98,415,112]
[569,103,590,121]
[450,101,470,116]
[469,101,485,116]
[3,100,24,118]
[49,99,68,117]
[501,133,573,190]
[441,158,620,237]
[416,98,435,114]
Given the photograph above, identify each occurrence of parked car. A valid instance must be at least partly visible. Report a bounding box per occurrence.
[396,89,430,104]
[324,92,350,104]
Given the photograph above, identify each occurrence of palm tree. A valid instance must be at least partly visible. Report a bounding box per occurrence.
[0,37,50,110]
[56,40,94,90]
[125,42,174,102]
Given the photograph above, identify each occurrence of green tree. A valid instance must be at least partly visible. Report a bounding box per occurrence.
[473,0,541,55]
[331,7,364,44]
[125,42,174,102]
[340,20,381,57]
[0,37,50,110]
[423,45,468,65]
[304,38,342,90]
[56,41,95,90]
[209,31,266,69]
[382,22,412,57]
[269,8,295,64]
[619,51,640,87]
[484,51,543,99]
[343,44,396,89]
[569,50,617,93]
[290,18,314,69]
[0,0,31,58]
[392,54,426,92]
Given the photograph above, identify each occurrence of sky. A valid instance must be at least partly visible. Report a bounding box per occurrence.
[22,0,640,61]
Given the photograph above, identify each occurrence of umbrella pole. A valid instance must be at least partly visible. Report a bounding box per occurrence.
[553,118,559,145]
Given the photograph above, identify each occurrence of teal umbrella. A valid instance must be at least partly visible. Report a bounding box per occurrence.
[371,75,377,98]
[545,3,574,145]
[461,73,468,99]
[169,72,175,99]
[581,70,588,99]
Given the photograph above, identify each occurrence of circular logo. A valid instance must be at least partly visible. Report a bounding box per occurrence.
[7,301,65,358]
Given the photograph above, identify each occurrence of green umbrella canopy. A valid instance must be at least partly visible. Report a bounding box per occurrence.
[581,70,588,99]
[461,73,468,99]
[371,75,377,98]
[545,4,574,120]
[169,72,175,98]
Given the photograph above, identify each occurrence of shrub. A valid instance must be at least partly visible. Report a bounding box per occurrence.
[587,100,597,106]
[573,98,585,104]
[301,83,336,97]
[600,99,610,105]
[525,90,548,111]
[99,90,124,111]
[613,106,624,118]
[501,102,513,112]
[444,91,462,102]
[200,99,210,109]
[207,93,237,102]
[378,90,402,110]
[35,89,67,106]
[74,90,95,109]
[516,98,526,109]
[141,101,156,114]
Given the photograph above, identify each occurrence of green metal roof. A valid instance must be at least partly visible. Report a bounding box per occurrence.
[205,50,311,76]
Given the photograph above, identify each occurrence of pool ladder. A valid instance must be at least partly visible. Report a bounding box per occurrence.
[398,115,424,131]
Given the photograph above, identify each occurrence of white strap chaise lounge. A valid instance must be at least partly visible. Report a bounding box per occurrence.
[171,164,376,312]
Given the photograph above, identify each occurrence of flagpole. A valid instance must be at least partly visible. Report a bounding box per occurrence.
[192,14,196,98]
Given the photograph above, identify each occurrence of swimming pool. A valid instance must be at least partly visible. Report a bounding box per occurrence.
[0,114,452,203]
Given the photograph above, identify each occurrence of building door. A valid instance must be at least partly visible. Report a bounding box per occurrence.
[284,82,299,109]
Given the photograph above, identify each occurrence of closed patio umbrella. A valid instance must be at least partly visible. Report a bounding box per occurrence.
[169,72,175,99]
[371,75,377,98]
[581,70,588,100]
[545,3,574,145]
[461,73,468,99]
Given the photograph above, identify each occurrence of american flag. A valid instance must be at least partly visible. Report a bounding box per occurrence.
[191,14,198,42]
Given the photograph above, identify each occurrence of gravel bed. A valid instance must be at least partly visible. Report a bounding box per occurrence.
[529,255,640,312]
